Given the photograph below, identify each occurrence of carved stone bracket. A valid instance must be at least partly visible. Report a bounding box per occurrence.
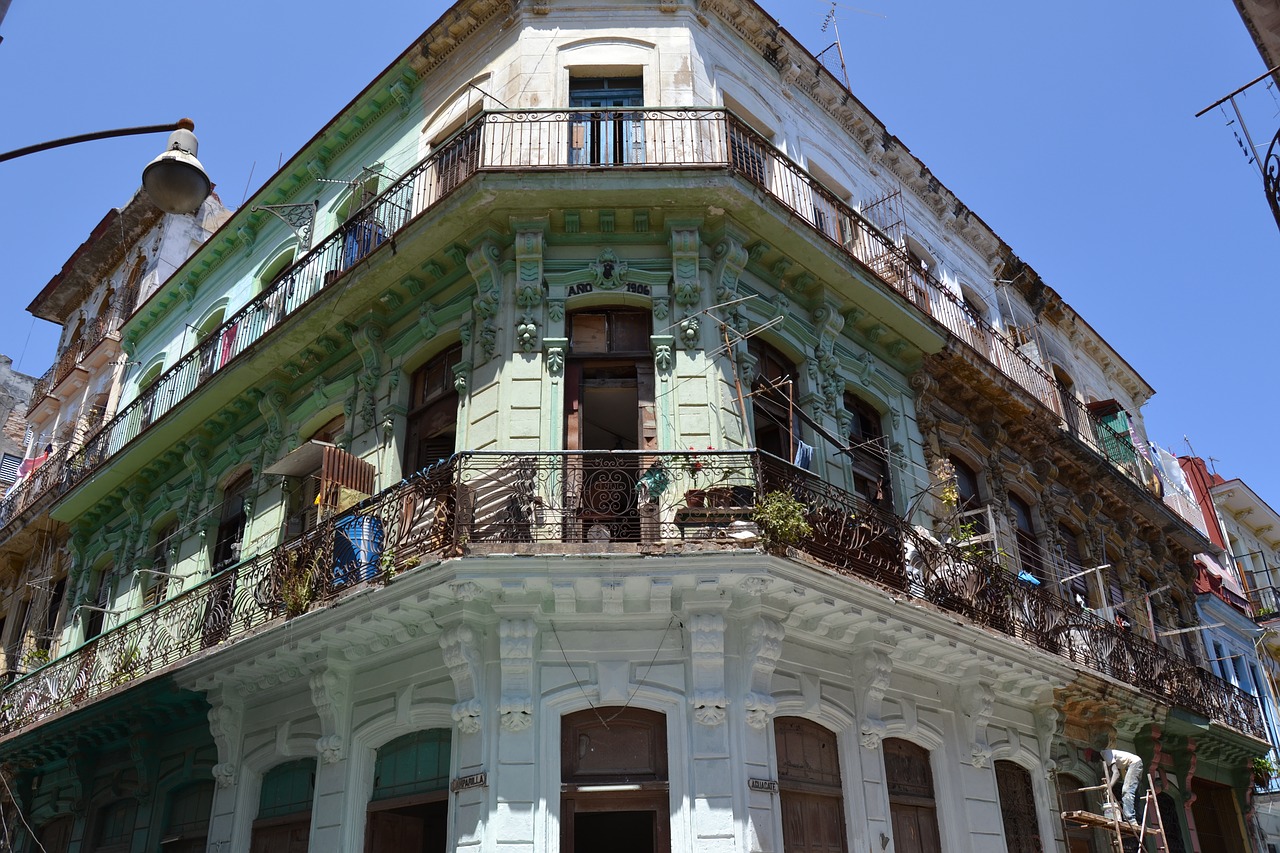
[854,634,892,749]
[207,686,244,788]
[310,664,353,764]
[688,612,728,726]
[499,618,537,732]
[441,624,484,734]
[959,677,995,768]
[514,225,545,356]
[465,241,504,363]
[712,234,747,301]
[743,617,784,729]
[670,225,703,350]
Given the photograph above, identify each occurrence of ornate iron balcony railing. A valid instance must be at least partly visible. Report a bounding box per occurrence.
[45,109,1157,511]
[0,451,1263,740]
[1266,125,1280,232]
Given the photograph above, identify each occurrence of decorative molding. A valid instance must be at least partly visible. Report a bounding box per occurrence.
[854,634,892,749]
[207,686,244,788]
[441,624,484,734]
[958,677,995,768]
[310,664,352,764]
[688,612,728,726]
[499,618,537,731]
[465,241,503,363]
[743,617,784,729]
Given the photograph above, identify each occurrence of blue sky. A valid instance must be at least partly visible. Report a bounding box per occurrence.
[0,1,1276,511]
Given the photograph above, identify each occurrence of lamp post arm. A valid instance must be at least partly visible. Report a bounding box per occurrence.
[0,119,191,164]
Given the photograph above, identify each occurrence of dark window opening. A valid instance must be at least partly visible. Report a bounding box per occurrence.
[405,346,462,476]
[569,77,645,166]
[212,473,252,572]
[995,761,1042,853]
[365,729,451,853]
[748,338,799,461]
[845,392,891,508]
[1011,495,1046,584]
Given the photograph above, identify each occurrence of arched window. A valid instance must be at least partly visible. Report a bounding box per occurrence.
[163,782,214,853]
[845,391,891,508]
[143,519,179,608]
[366,729,452,852]
[252,759,315,852]
[561,708,669,853]
[405,345,463,475]
[1010,495,1046,584]
[774,717,848,853]
[92,798,137,853]
[1156,792,1187,853]
[82,560,118,641]
[1057,773,1100,853]
[34,815,74,853]
[884,738,941,853]
[1057,524,1091,608]
[212,472,252,572]
[994,761,1041,853]
[748,338,799,461]
[948,455,990,540]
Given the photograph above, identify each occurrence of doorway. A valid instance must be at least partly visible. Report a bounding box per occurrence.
[560,708,669,853]
[569,77,645,166]
[884,739,941,853]
[364,728,451,853]
[565,310,654,543]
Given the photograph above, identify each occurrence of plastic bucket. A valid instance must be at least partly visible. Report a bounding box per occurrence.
[334,516,384,585]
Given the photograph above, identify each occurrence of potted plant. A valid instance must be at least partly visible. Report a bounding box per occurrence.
[1253,755,1276,788]
[753,490,812,547]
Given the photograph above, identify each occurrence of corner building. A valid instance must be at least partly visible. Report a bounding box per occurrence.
[0,1,1266,852]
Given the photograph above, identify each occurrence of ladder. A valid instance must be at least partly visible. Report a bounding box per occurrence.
[1060,774,1169,853]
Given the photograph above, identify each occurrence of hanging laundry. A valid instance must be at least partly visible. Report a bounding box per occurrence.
[794,440,814,470]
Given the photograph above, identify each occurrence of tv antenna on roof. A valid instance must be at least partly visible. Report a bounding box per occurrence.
[813,1,885,90]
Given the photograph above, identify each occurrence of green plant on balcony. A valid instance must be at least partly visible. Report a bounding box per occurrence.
[1254,756,1277,787]
[280,550,319,618]
[108,643,141,687]
[21,647,49,669]
[753,490,812,547]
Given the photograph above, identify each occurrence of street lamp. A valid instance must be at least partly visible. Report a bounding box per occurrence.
[0,117,212,215]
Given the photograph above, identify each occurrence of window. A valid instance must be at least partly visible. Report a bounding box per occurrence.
[727,118,767,185]
[93,798,138,853]
[569,77,645,166]
[83,563,118,642]
[884,739,941,853]
[948,456,992,544]
[561,708,669,853]
[1085,400,1137,465]
[144,521,179,608]
[774,717,848,853]
[251,759,315,853]
[845,392,891,508]
[1058,774,1099,853]
[748,338,799,461]
[163,782,214,853]
[35,815,74,853]
[366,729,452,853]
[404,346,463,476]
[995,761,1042,853]
[432,106,483,197]
[340,175,386,270]
[212,472,252,572]
[1010,495,1046,584]
[1058,524,1090,607]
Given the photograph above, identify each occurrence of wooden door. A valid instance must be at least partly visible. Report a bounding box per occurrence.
[249,820,311,853]
[366,811,425,852]
[780,790,848,853]
[891,803,942,853]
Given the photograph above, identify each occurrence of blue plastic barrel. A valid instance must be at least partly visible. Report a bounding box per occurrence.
[334,516,384,585]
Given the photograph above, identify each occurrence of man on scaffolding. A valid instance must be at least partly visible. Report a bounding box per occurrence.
[1088,747,1145,824]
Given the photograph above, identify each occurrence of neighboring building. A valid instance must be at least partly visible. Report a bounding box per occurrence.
[0,186,230,832]
[0,356,36,497]
[0,2,1268,853]
[1181,455,1280,850]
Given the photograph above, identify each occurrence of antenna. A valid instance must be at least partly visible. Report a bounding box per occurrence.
[812,1,883,90]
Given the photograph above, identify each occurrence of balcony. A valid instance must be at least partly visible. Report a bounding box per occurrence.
[1266,125,1280,232]
[48,108,1158,512]
[1,451,1263,740]
[24,309,126,418]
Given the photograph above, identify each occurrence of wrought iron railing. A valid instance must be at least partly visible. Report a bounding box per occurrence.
[0,451,1263,739]
[24,311,125,418]
[0,445,71,533]
[1266,126,1280,232]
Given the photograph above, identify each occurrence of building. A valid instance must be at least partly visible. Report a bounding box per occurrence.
[1179,454,1280,851]
[0,1,1269,852]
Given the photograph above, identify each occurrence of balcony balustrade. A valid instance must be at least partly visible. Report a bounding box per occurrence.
[42,109,1157,511]
[24,309,125,418]
[0,451,1263,740]
[1266,125,1280,232]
